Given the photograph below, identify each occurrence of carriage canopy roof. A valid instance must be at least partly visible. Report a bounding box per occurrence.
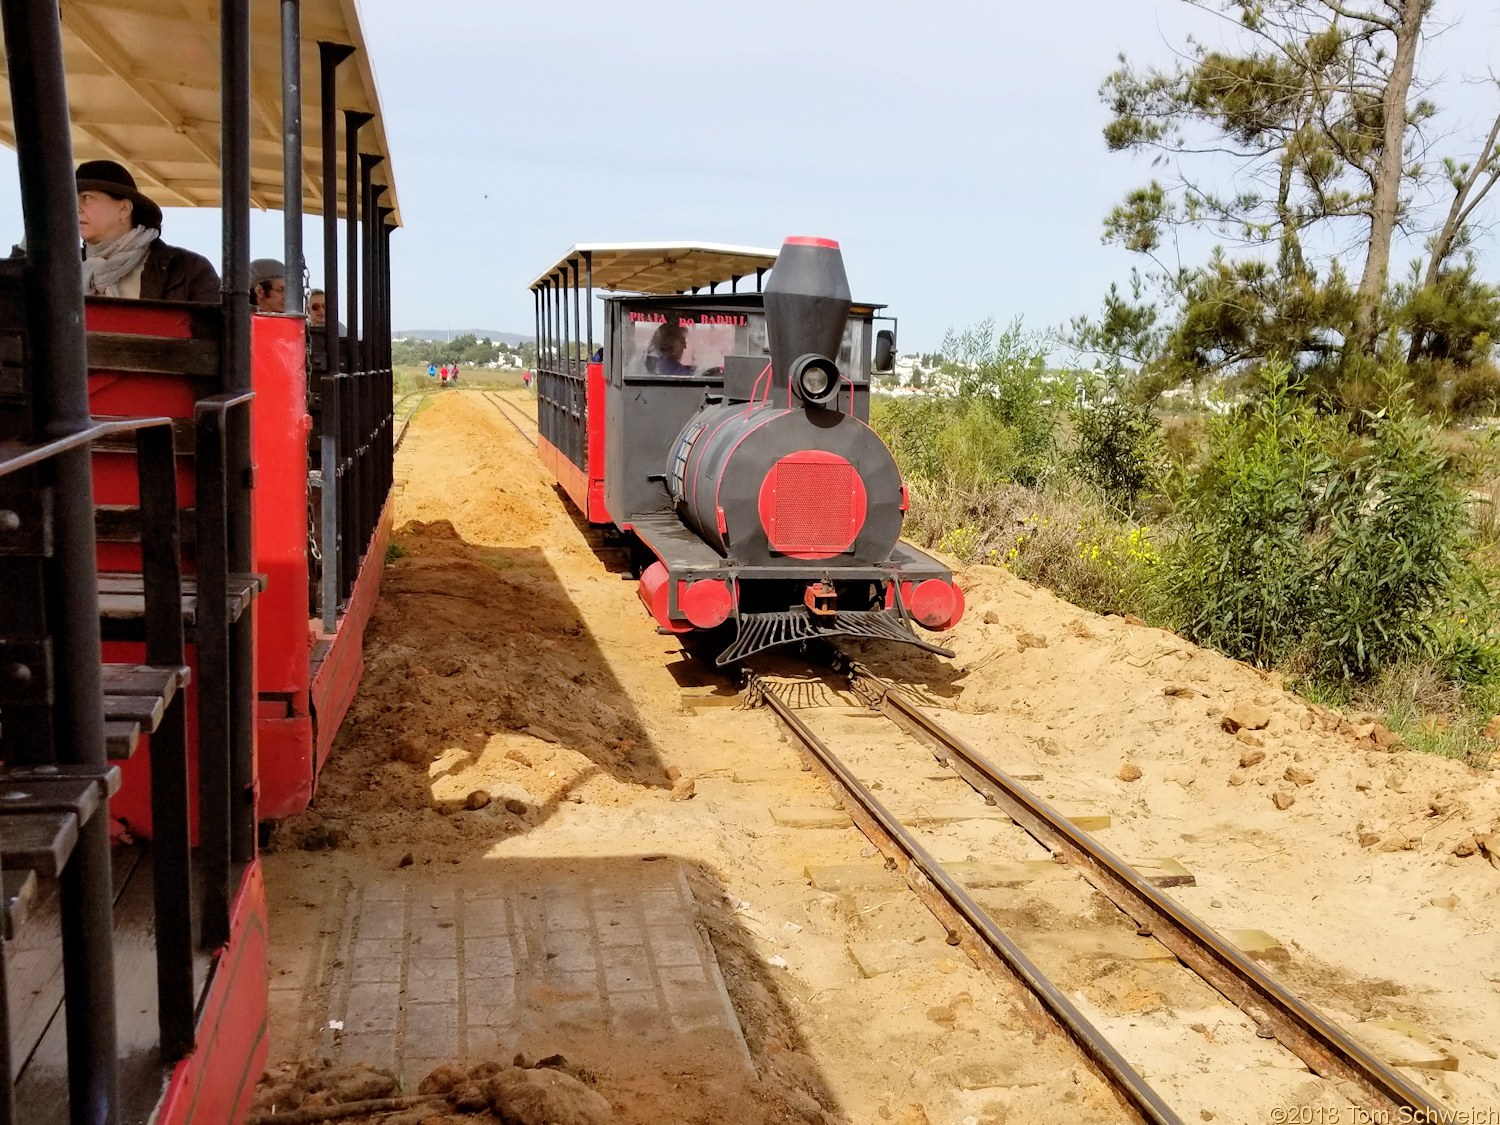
[0,0,400,224]
[530,242,781,296]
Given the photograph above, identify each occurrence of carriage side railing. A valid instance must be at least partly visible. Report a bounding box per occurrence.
[0,411,194,1125]
[537,362,586,469]
[309,339,393,621]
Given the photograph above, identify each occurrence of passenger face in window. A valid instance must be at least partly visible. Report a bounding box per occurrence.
[645,323,694,377]
[78,189,134,246]
[256,278,287,313]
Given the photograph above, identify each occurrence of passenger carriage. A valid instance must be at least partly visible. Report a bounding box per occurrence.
[0,2,398,1122]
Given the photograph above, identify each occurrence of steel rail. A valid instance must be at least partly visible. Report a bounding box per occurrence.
[746,674,1184,1125]
[485,389,538,427]
[391,390,428,452]
[838,657,1441,1121]
[480,390,538,449]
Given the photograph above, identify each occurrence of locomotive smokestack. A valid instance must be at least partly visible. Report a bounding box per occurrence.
[764,237,851,408]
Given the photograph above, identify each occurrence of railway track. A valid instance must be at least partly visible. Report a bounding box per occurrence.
[392,389,430,451]
[743,653,1443,1125]
[478,389,538,448]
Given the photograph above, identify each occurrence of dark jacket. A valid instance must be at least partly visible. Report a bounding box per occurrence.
[139,238,220,304]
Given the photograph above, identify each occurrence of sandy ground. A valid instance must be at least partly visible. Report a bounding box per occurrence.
[260,390,1500,1125]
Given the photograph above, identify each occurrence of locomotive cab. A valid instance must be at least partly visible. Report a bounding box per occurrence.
[530,239,964,664]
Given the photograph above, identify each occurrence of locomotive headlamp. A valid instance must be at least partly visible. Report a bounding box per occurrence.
[790,354,841,408]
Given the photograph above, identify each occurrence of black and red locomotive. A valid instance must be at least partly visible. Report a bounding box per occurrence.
[530,237,964,663]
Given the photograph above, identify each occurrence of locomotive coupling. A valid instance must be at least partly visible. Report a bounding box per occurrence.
[803,580,838,616]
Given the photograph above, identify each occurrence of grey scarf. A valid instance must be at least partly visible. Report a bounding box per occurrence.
[81,226,158,297]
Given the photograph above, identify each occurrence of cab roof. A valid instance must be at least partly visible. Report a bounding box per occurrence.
[530,242,780,295]
[0,0,400,224]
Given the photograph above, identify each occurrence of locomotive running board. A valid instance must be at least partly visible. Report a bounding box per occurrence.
[717,608,956,665]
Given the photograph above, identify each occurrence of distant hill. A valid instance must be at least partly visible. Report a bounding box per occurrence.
[395,329,530,346]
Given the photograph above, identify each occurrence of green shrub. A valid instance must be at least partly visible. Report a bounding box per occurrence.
[1159,364,1331,666]
[1160,363,1492,679]
[1316,400,1474,676]
[1068,372,1160,513]
[1449,362,1500,418]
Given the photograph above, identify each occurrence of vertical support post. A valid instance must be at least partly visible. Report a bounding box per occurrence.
[362,169,384,544]
[557,272,566,371]
[558,270,568,378]
[532,287,541,379]
[583,251,593,358]
[280,0,304,314]
[571,258,581,374]
[380,213,393,369]
[756,267,765,293]
[731,274,740,294]
[341,115,370,610]
[360,158,383,375]
[0,888,12,1125]
[377,208,393,503]
[136,423,193,1061]
[193,401,231,944]
[318,41,352,632]
[222,0,257,868]
[344,111,371,361]
[0,2,117,1120]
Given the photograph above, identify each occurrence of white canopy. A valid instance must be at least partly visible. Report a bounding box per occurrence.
[0,0,400,224]
[530,242,780,295]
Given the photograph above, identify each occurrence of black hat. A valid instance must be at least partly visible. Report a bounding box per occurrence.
[75,160,163,231]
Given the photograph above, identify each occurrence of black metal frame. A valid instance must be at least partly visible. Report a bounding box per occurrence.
[281,0,304,315]
[0,2,265,1121]
[531,260,598,473]
[0,2,117,1120]
[306,47,394,631]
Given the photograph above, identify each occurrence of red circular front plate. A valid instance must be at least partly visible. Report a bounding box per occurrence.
[757,450,868,560]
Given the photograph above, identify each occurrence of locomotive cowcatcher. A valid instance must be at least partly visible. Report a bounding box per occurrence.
[530,238,964,663]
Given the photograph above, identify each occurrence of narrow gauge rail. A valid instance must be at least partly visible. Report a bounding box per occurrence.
[744,660,1442,1125]
[393,391,430,452]
[480,390,538,450]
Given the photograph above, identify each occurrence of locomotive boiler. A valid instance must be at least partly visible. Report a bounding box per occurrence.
[530,236,965,663]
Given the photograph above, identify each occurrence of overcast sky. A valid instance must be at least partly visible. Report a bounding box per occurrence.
[3,1,1498,352]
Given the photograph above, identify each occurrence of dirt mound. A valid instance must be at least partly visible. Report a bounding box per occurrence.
[271,514,665,859]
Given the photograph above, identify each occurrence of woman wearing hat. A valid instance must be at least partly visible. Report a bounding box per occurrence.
[75,159,219,302]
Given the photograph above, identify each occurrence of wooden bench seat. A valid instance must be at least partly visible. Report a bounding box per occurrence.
[0,812,80,879]
[97,571,263,635]
[0,768,121,878]
[95,504,197,545]
[99,664,191,761]
[105,721,141,761]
